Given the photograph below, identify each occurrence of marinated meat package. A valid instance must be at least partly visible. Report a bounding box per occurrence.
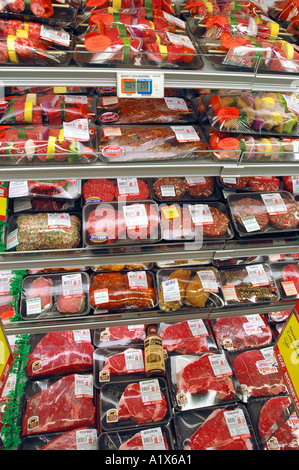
[20,272,90,320]
[203,93,298,136]
[19,428,99,450]
[227,191,299,237]
[21,373,95,436]
[26,330,94,378]
[231,346,287,401]
[211,314,274,352]
[218,176,281,192]
[270,262,299,300]
[100,377,172,432]
[93,324,146,348]
[97,125,209,162]
[167,352,241,411]
[83,201,160,246]
[9,180,81,199]
[92,263,152,271]
[98,425,174,450]
[89,271,157,313]
[82,178,152,204]
[97,97,196,124]
[158,319,218,355]
[159,202,233,242]
[151,176,220,202]
[0,19,74,66]
[93,346,145,387]
[6,212,81,252]
[219,264,279,305]
[247,395,299,450]
[0,124,98,165]
[269,0,299,39]
[157,268,224,312]
[173,404,257,450]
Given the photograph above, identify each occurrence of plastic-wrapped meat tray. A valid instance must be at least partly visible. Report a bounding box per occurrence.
[270,262,299,300]
[19,429,99,450]
[8,180,81,199]
[217,176,282,193]
[93,324,146,348]
[98,425,174,450]
[151,176,221,202]
[82,178,153,204]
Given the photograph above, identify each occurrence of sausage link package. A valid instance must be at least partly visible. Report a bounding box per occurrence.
[173,404,258,450]
[19,428,99,450]
[89,270,157,313]
[93,324,146,348]
[8,180,81,200]
[218,176,282,193]
[97,124,209,162]
[82,178,153,204]
[166,351,242,412]
[99,377,172,432]
[20,272,90,320]
[151,176,220,202]
[270,262,299,300]
[98,425,174,450]
[203,92,298,136]
[157,268,225,312]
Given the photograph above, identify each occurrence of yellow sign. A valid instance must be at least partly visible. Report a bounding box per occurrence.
[275,309,299,415]
[0,320,13,396]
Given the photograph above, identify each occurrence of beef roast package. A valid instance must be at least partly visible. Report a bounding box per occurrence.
[93,325,146,349]
[98,425,174,451]
[82,178,153,204]
[19,428,99,450]
[166,351,242,412]
[270,262,299,300]
[20,272,90,320]
[173,404,258,450]
[100,377,172,432]
[151,176,221,203]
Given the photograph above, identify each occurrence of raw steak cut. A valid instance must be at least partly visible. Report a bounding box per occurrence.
[258,396,299,450]
[22,374,95,436]
[102,349,145,376]
[40,428,97,450]
[184,408,253,450]
[177,354,236,400]
[117,382,168,425]
[213,315,272,351]
[56,294,86,314]
[119,431,169,450]
[232,349,287,398]
[27,276,53,311]
[26,331,94,378]
[160,321,209,355]
[99,325,145,345]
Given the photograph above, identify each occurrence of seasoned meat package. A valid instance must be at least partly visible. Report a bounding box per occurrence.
[80,0,176,15]
[82,178,151,203]
[98,125,209,162]
[219,176,281,192]
[152,176,218,202]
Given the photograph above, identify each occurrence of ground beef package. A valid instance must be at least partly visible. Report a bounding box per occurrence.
[151,176,219,202]
[82,178,152,204]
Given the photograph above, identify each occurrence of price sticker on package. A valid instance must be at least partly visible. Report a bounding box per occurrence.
[261,193,288,215]
[117,72,164,98]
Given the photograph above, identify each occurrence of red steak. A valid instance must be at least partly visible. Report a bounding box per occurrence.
[56,294,86,314]
[27,276,53,311]
[160,321,210,355]
[98,325,145,345]
[40,428,96,450]
[102,349,145,376]
[119,431,169,450]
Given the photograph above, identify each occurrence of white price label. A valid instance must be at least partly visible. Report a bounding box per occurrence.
[197,270,218,292]
[161,185,176,197]
[188,204,214,225]
[224,409,251,439]
[9,181,28,198]
[127,271,148,289]
[40,24,70,47]
[62,273,83,298]
[124,348,145,373]
[170,125,200,142]
[187,319,208,337]
[162,278,181,302]
[241,215,261,232]
[74,374,93,398]
[26,297,42,315]
[166,32,195,51]
[123,204,148,228]
[246,264,270,287]
[117,177,139,195]
[47,213,71,229]
[164,97,188,111]
[93,288,109,305]
[141,428,166,450]
[63,119,90,142]
[261,193,288,215]
[140,379,162,405]
[208,354,233,378]
[64,95,88,104]
[185,176,206,186]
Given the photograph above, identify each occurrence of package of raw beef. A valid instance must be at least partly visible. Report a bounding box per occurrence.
[157,267,224,312]
[98,425,174,450]
[270,262,299,300]
[231,346,288,401]
[212,256,266,267]
[93,346,145,387]
[97,97,197,124]
[9,180,81,200]
[283,176,299,195]
[173,404,258,450]
[158,318,217,355]
[227,191,299,237]
[167,351,242,411]
[89,271,157,313]
[211,314,274,352]
[21,373,95,436]
[0,124,98,165]
[97,125,209,163]
[20,272,90,320]
[19,428,99,450]
[82,178,152,204]
[26,330,94,378]
[151,176,220,202]
[218,176,281,192]
[267,310,291,323]
[247,395,299,450]
[83,201,160,247]
[93,324,146,348]
[100,377,172,432]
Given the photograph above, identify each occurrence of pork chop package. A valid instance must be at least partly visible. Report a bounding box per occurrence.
[19,428,99,450]
[97,125,209,163]
[166,351,242,412]
[98,425,174,451]
[151,176,220,203]
[173,404,258,450]
[89,271,157,313]
[20,272,90,320]
[219,264,279,306]
[82,178,153,204]
[93,324,146,348]
[231,346,288,402]
[100,377,172,432]
[157,268,225,312]
[227,191,299,237]
[26,330,94,378]
[159,202,233,242]
[269,262,299,300]
[218,176,282,193]
[8,180,81,200]
[211,314,274,352]
[93,346,146,387]
[158,318,218,356]
[6,212,81,252]
[83,201,160,247]
[247,395,299,450]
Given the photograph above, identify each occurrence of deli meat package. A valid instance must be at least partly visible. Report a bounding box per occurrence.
[174,405,258,450]
[166,351,242,411]
[26,330,94,378]
[93,324,146,348]
[99,425,174,450]
[231,346,287,401]
[21,373,95,436]
[20,428,99,450]
[100,377,171,432]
